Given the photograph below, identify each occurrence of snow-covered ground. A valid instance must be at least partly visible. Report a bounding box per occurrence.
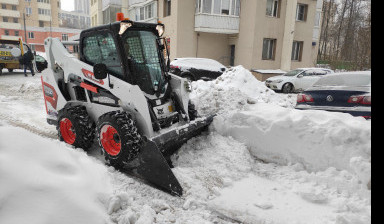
[0,66,371,224]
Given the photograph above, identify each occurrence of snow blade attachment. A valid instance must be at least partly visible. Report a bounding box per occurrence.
[122,114,215,196]
[131,140,183,196]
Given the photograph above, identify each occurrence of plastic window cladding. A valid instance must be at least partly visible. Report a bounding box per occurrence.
[266,0,280,17]
[83,33,123,78]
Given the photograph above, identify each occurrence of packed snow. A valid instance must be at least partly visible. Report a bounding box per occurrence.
[0,66,371,224]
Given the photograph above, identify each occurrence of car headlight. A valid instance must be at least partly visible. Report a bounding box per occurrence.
[184,80,192,92]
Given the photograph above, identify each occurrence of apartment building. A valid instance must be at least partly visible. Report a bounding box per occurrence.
[0,0,88,52]
[91,0,323,70]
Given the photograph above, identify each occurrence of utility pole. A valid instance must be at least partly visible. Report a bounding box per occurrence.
[23,12,27,44]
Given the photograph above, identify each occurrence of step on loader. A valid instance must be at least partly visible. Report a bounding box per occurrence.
[41,16,214,196]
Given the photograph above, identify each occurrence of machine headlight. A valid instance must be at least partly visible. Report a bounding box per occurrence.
[184,80,192,92]
[156,24,164,37]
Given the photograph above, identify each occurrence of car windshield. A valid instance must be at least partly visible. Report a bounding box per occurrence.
[283,69,303,76]
[121,30,165,95]
[314,73,371,87]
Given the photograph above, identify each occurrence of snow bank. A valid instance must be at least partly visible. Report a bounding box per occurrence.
[191,66,371,187]
[0,124,112,224]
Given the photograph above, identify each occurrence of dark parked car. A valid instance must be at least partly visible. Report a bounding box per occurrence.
[170,58,226,81]
[34,54,48,73]
[295,71,371,119]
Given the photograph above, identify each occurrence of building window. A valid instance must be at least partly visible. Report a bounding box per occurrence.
[26,7,32,15]
[296,4,308,21]
[266,0,280,17]
[13,18,18,23]
[62,34,68,41]
[314,11,321,27]
[197,0,240,16]
[25,0,31,2]
[291,41,303,61]
[39,20,44,27]
[164,0,171,17]
[37,0,50,3]
[3,17,8,22]
[4,30,9,36]
[136,3,155,21]
[1,4,6,9]
[12,5,17,10]
[262,38,276,60]
[38,8,51,15]
[28,32,34,39]
[15,31,19,36]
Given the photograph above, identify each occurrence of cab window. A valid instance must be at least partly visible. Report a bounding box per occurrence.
[83,32,123,79]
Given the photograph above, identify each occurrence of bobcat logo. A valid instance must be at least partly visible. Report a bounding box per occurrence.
[157,108,164,115]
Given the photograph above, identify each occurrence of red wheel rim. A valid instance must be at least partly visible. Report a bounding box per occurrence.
[60,118,76,144]
[100,125,121,156]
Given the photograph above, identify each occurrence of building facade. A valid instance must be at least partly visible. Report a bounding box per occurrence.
[0,0,87,52]
[92,0,324,71]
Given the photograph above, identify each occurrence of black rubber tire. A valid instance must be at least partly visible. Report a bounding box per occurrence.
[8,69,13,72]
[57,105,96,150]
[188,100,198,121]
[97,111,143,168]
[182,73,195,82]
[282,83,294,94]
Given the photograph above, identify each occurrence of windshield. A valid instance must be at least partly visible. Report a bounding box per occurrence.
[121,30,166,95]
[314,73,371,87]
[283,69,303,77]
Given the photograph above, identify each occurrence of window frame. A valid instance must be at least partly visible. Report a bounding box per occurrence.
[62,33,68,41]
[28,32,34,39]
[164,0,171,17]
[296,4,308,21]
[262,38,277,60]
[196,0,240,16]
[81,31,125,80]
[291,41,303,61]
[266,0,281,18]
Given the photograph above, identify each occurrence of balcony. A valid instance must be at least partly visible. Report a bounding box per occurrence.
[38,14,51,22]
[0,9,20,18]
[0,35,22,41]
[0,21,21,29]
[194,13,240,34]
[0,0,19,4]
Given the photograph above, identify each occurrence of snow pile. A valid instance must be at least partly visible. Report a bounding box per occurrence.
[0,124,113,224]
[190,66,296,115]
[212,104,371,186]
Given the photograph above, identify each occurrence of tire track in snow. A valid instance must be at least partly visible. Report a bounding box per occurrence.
[0,113,57,139]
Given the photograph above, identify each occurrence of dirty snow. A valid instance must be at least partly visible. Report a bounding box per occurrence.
[0,65,371,224]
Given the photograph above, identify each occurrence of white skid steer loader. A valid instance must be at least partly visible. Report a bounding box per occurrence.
[41,18,214,196]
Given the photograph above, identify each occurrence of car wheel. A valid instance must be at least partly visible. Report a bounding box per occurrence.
[282,83,294,94]
[8,69,13,73]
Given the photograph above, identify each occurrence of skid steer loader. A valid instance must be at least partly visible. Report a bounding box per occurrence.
[41,17,214,196]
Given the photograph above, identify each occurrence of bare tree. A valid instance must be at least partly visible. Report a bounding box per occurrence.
[318,0,371,70]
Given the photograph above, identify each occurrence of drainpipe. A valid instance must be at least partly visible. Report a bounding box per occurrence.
[280,0,297,71]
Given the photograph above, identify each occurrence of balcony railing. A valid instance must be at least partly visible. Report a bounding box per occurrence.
[0,22,22,29]
[0,0,19,4]
[0,9,20,18]
[38,14,51,22]
[194,13,240,34]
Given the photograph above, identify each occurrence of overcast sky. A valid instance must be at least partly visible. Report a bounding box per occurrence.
[61,0,74,11]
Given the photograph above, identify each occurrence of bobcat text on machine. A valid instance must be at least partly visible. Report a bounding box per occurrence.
[41,14,214,196]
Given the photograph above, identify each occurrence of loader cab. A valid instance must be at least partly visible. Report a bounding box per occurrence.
[79,21,169,97]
